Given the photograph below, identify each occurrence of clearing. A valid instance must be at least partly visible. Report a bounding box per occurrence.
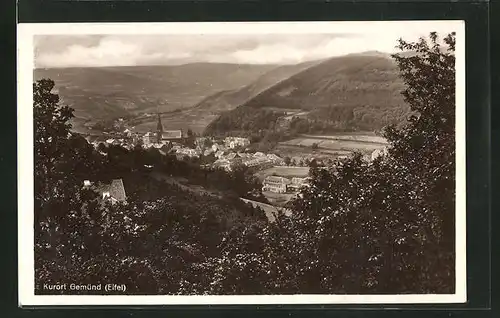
[254,166,310,181]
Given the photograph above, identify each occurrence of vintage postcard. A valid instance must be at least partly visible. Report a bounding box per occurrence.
[17,21,466,306]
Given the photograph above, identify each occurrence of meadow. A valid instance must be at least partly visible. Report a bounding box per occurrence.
[254,166,310,181]
[280,135,387,153]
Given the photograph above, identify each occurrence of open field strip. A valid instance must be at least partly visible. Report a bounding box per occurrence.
[254,166,310,181]
[299,134,388,144]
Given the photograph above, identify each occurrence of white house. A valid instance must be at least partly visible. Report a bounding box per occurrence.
[262,176,291,194]
[371,147,389,161]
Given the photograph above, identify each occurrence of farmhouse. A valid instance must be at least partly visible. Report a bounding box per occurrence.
[84,179,127,204]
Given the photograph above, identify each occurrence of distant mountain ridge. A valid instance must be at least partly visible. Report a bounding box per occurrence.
[34,63,279,131]
[34,52,411,136]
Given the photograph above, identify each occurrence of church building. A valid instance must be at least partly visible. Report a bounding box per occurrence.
[155,113,183,142]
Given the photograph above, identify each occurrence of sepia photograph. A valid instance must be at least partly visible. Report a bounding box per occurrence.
[18,21,466,305]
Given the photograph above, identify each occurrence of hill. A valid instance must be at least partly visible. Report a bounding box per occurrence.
[204,52,411,137]
[141,60,323,134]
[34,63,278,132]
[191,60,323,114]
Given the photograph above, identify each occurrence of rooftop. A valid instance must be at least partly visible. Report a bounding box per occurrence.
[96,178,127,202]
[162,130,183,139]
[264,176,291,184]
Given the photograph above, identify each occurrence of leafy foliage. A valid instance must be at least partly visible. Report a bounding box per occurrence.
[34,80,268,295]
[279,32,456,293]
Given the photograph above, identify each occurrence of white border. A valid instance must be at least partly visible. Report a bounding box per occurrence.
[17,21,466,306]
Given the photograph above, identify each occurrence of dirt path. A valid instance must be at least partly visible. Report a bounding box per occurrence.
[150,171,220,197]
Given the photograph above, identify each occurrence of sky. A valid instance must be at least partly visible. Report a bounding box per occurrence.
[33,23,458,68]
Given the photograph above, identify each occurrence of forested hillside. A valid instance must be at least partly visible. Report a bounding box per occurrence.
[192,60,321,114]
[205,52,411,137]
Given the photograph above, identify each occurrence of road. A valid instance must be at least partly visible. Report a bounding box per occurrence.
[151,170,291,223]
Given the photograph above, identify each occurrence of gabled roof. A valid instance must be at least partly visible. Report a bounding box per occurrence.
[96,179,127,202]
[109,179,127,202]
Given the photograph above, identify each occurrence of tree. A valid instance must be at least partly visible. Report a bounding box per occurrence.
[34,79,74,203]
[383,31,456,291]
[267,32,457,294]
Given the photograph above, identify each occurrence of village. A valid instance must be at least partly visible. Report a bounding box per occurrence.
[82,113,388,212]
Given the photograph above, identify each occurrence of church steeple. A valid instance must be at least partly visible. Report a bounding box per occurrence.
[156,112,163,143]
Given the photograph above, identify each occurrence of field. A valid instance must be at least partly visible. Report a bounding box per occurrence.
[279,134,387,153]
[299,134,388,144]
[254,166,310,181]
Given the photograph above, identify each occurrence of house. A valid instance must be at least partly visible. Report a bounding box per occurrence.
[262,176,291,194]
[213,158,232,171]
[212,143,228,152]
[226,152,242,160]
[371,147,389,161]
[176,147,199,158]
[143,132,155,146]
[92,136,108,148]
[224,137,250,149]
[287,177,309,192]
[203,149,214,156]
[83,179,127,204]
[267,153,284,165]
[214,150,226,159]
[195,137,209,148]
[244,156,273,169]
[123,128,132,137]
[162,130,183,141]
